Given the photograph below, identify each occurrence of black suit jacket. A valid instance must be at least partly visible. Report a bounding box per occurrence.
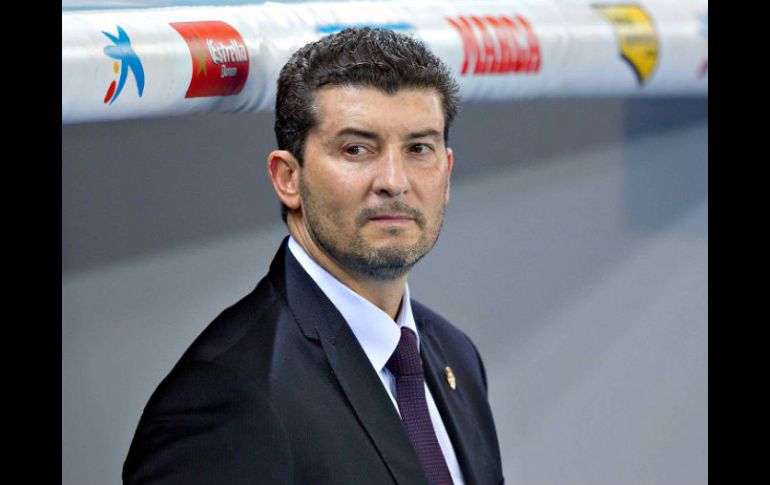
[123,239,503,485]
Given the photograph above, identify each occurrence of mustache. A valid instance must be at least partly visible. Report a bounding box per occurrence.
[356,201,425,227]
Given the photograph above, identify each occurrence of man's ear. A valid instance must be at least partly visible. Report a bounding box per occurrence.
[267,150,302,211]
[444,147,454,204]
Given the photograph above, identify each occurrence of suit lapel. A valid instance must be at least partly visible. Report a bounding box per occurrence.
[418,318,488,485]
[272,240,429,485]
[320,326,430,485]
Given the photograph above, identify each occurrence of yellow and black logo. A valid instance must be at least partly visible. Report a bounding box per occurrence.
[593,4,659,85]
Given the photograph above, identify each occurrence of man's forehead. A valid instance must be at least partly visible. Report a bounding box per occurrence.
[310,85,445,135]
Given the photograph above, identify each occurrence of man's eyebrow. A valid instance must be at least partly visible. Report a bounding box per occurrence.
[405,129,442,140]
[332,128,442,141]
[333,128,379,140]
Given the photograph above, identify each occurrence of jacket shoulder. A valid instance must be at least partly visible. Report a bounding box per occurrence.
[123,275,297,484]
[176,275,283,365]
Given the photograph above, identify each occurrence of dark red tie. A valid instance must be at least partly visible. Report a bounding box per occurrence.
[386,327,454,485]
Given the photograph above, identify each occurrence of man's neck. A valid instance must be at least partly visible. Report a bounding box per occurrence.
[288,219,407,320]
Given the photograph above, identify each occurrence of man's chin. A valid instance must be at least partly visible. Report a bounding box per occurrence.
[361,228,422,249]
[334,242,421,280]
[367,243,422,262]
[350,256,416,281]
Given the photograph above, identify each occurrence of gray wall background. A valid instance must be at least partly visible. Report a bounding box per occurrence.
[62,97,707,485]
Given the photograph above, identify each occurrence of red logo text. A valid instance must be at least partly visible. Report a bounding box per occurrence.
[447,15,541,75]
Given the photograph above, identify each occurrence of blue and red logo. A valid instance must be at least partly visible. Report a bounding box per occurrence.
[102,25,145,104]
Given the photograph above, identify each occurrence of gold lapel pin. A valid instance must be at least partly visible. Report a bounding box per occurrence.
[445,366,456,390]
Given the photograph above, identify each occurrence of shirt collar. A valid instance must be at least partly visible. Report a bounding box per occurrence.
[287,236,419,373]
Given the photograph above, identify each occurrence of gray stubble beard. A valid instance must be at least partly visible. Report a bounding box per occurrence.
[300,178,445,281]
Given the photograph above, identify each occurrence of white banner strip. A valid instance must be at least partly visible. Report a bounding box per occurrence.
[62,0,708,124]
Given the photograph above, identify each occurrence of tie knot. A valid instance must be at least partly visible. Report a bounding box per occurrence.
[386,327,423,376]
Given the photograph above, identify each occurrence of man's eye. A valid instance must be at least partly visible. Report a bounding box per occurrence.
[344,145,367,156]
[410,144,431,154]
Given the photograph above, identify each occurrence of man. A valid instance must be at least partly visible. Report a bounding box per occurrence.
[123,28,503,485]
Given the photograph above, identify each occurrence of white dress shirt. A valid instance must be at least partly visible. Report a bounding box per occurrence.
[288,236,465,485]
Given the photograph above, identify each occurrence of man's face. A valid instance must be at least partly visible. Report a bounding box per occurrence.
[298,85,453,280]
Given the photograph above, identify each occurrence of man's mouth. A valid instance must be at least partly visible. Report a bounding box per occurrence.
[368,214,414,223]
[357,203,424,227]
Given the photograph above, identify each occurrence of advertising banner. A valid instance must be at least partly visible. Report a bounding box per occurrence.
[62,0,708,124]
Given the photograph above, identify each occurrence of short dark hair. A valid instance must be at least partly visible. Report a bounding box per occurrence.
[274,27,461,222]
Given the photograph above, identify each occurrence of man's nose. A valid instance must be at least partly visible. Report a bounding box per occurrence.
[372,147,409,197]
